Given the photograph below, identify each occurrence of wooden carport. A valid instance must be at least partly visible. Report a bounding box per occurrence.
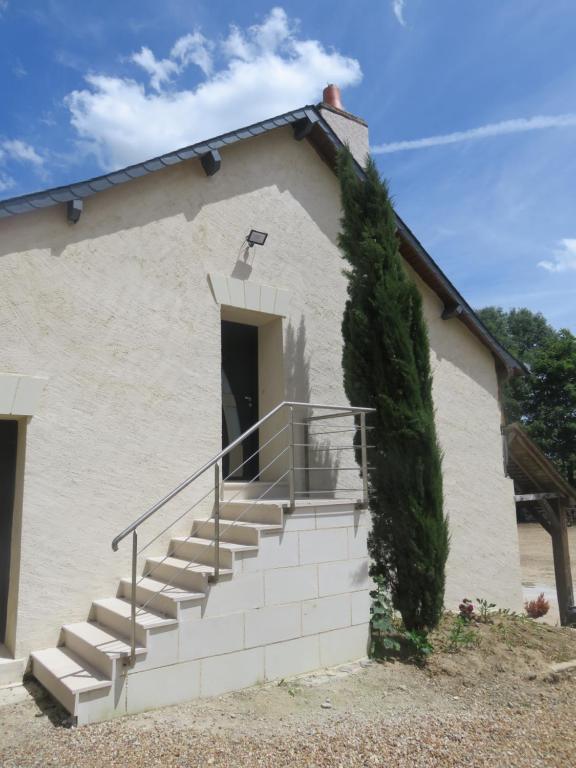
[504,423,576,625]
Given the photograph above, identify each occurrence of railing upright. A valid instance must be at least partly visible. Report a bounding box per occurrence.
[129,530,137,668]
[288,406,295,511]
[211,463,220,583]
[360,412,369,508]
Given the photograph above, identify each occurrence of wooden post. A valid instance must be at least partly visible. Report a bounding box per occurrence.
[550,500,574,626]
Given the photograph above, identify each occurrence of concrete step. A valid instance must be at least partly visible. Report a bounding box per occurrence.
[31,646,110,717]
[223,481,288,501]
[118,577,205,618]
[219,500,284,526]
[144,556,232,591]
[192,518,282,546]
[62,621,146,678]
[170,536,258,569]
[92,597,177,645]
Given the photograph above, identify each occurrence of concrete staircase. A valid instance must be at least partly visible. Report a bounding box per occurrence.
[31,494,371,724]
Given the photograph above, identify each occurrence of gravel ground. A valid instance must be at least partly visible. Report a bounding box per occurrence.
[1,616,576,767]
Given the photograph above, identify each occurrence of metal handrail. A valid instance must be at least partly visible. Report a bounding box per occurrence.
[111,401,373,551]
[110,400,374,668]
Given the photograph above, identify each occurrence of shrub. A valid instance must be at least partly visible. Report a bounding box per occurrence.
[458,598,475,622]
[525,593,550,619]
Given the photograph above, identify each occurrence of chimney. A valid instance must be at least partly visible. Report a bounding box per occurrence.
[319,84,369,168]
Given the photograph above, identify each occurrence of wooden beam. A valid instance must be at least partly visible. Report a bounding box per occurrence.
[551,501,574,626]
[200,150,221,177]
[441,303,464,320]
[515,492,560,502]
[66,199,83,224]
[292,113,319,141]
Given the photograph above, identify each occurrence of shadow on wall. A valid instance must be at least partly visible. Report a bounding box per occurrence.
[284,316,340,497]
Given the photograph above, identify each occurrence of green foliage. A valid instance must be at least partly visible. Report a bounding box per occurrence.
[446,616,479,653]
[477,307,576,484]
[476,598,497,623]
[337,147,449,632]
[403,629,434,661]
[369,575,401,657]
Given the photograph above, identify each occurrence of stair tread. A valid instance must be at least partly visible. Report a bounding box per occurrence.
[172,536,258,552]
[145,556,233,577]
[63,621,146,658]
[32,647,111,694]
[196,517,281,530]
[93,597,178,628]
[122,577,205,602]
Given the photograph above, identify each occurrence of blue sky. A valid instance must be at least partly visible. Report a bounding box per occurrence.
[2,1,576,330]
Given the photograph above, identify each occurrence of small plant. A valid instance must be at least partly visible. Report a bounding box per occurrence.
[446,616,479,653]
[277,679,297,697]
[525,593,550,619]
[404,629,433,662]
[369,575,401,658]
[476,597,497,623]
[458,598,475,622]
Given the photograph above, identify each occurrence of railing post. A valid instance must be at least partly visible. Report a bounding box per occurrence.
[288,406,295,511]
[360,412,369,508]
[212,462,220,583]
[130,530,137,668]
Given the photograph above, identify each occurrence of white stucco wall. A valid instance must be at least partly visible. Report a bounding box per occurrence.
[1,124,521,659]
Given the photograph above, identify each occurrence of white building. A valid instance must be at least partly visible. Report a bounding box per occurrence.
[0,86,523,723]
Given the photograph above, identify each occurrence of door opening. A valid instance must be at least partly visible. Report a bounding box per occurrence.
[0,420,18,645]
[221,321,259,481]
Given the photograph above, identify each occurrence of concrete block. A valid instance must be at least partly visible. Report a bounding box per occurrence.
[200,647,264,697]
[202,572,264,618]
[127,660,200,713]
[180,613,245,661]
[242,532,299,573]
[245,603,301,648]
[348,526,369,559]
[302,594,351,635]
[319,624,369,667]
[315,507,357,529]
[318,559,370,597]
[283,508,316,532]
[299,528,348,565]
[264,635,320,680]
[264,564,318,606]
[351,590,372,625]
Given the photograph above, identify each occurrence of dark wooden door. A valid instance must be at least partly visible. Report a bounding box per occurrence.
[0,420,17,644]
[221,321,259,480]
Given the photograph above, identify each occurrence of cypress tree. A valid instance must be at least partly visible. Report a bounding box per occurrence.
[338,147,448,632]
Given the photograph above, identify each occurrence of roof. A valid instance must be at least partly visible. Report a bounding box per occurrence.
[0,103,524,375]
[504,423,576,505]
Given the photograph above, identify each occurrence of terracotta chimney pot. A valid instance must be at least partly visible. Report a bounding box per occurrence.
[323,84,344,111]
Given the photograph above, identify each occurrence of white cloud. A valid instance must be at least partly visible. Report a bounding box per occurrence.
[1,139,44,166]
[392,0,406,26]
[132,30,213,91]
[65,7,362,170]
[373,113,576,154]
[0,172,15,192]
[538,239,576,273]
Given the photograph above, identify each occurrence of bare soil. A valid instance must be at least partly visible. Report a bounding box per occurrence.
[1,614,576,767]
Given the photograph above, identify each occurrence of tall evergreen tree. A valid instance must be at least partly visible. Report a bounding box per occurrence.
[337,147,448,632]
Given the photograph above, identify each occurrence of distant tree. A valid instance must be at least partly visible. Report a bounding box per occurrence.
[476,307,556,423]
[526,330,576,485]
[477,306,576,484]
[337,146,448,632]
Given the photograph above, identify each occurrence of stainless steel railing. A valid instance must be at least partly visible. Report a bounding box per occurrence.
[111,401,374,667]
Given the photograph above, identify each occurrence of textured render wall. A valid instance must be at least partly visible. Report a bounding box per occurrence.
[0,128,352,657]
[412,270,523,611]
[1,122,521,659]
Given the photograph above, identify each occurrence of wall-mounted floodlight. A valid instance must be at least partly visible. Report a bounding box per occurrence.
[246,229,268,248]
